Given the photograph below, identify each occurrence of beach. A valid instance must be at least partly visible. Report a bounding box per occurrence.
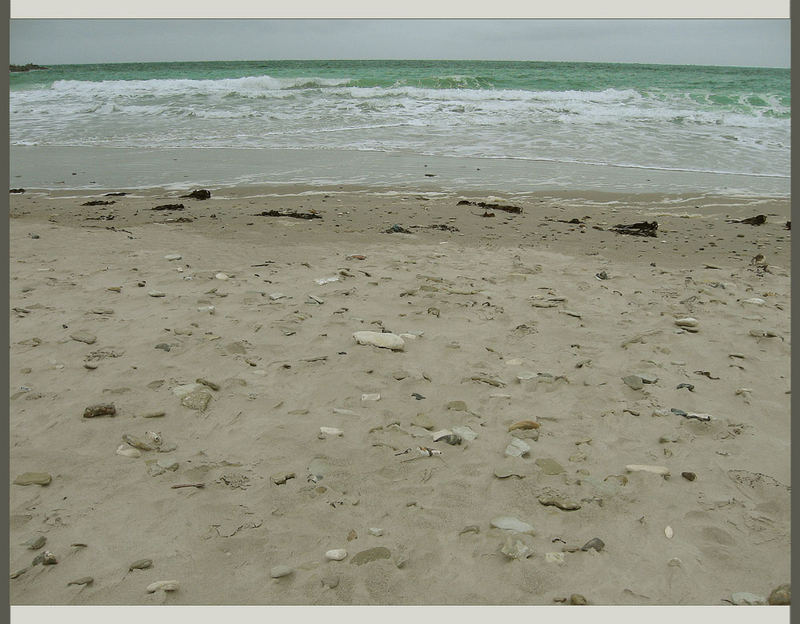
[8,186,791,605]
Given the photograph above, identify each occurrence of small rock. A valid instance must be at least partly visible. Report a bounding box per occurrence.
[768,584,791,605]
[67,577,94,586]
[325,549,347,561]
[580,538,604,552]
[352,331,405,351]
[490,516,535,534]
[681,471,697,481]
[23,535,46,550]
[181,389,212,411]
[13,472,51,486]
[70,331,97,345]
[319,427,343,437]
[155,343,171,352]
[146,580,178,593]
[361,393,381,402]
[148,291,167,298]
[570,594,588,605]
[271,472,295,485]
[392,370,409,380]
[270,565,294,579]
[622,375,644,390]
[321,574,339,589]
[164,254,182,261]
[665,526,674,539]
[83,403,116,418]
[505,438,530,457]
[537,491,581,511]
[368,528,383,537]
[674,317,699,329]
[350,547,391,565]
[129,559,153,571]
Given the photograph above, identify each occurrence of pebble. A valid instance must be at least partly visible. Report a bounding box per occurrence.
[490,516,535,534]
[24,535,46,550]
[368,528,383,537]
[580,538,605,552]
[505,438,530,457]
[164,254,182,261]
[536,458,565,475]
[352,331,405,351]
[181,389,212,411]
[156,459,179,471]
[325,549,347,561]
[626,464,670,476]
[83,403,116,418]
[674,317,699,328]
[493,467,525,479]
[271,472,295,485]
[681,472,697,481]
[392,370,409,380]
[70,331,97,345]
[742,297,766,306]
[67,577,94,587]
[570,594,588,605]
[146,580,179,593]
[13,472,51,486]
[155,343,171,352]
[665,526,674,539]
[350,547,391,565]
[215,272,229,280]
[91,307,114,315]
[321,574,339,589]
[501,535,534,560]
[84,362,98,370]
[319,427,343,437]
[361,393,381,401]
[269,293,288,300]
[333,408,358,416]
[270,565,294,579]
[622,375,644,390]
[148,290,166,298]
[538,492,581,511]
[129,558,153,571]
[768,584,791,605]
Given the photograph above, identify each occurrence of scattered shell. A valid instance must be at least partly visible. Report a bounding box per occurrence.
[490,516,535,534]
[665,526,674,539]
[116,444,141,458]
[325,549,347,561]
[319,427,343,437]
[581,538,605,552]
[674,317,699,328]
[505,438,530,458]
[215,273,229,280]
[146,580,179,593]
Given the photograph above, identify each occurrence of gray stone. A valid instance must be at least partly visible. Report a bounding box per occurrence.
[181,389,212,411]
[768,584,790,605]
[538,491,581,511]
[622,375,644,390]
[505,438,530,457]
[581,537,605,552]
[731,592,766,605]
[155,343,171,352]
[270,565,294,579]
[70,331,97,345]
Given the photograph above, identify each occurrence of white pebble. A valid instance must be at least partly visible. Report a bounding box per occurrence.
[361,393,381,402]
[215,273,229,280]
[665,526,674,539]
[325,549,347,561]
[146,580,178,593]
[368,528,383,537]
[319,426,343,437]
[626,464,670,476]
[164,254,182,261]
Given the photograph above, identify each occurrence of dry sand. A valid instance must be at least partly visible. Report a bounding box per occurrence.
[8,188,791,605]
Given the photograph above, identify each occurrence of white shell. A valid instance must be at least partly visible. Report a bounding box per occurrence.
[665,526,674,539]
[325,549,347,561]
[319,427,343,436]
[146,580,179,593]
[215,273,229,280]
[116,444,141,458]
[742,298,766,306]
[361,393,381,402]
[674,317,698,327]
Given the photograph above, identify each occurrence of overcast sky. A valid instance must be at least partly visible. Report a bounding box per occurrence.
[9,19,790,67]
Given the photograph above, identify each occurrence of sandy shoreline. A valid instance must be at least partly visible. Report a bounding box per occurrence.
[8,188,791,605]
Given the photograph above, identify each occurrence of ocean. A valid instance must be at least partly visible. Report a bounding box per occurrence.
[9,60,791,196]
